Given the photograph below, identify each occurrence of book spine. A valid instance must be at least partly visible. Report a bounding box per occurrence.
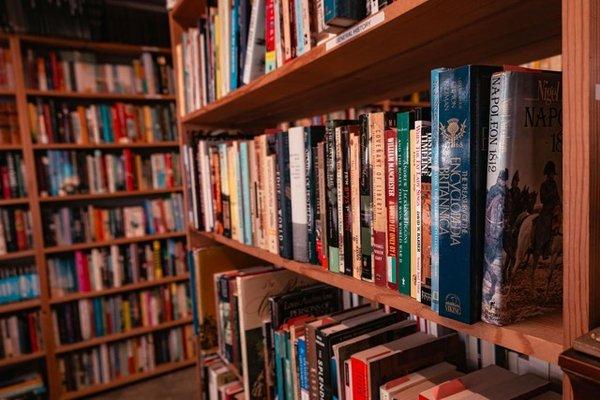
[371,113,387,286]
[276,132,293,258]
[341,126,354,275]
[265,0,277,72]
[409,128,419,299]
[325,123,339,272]
[385,122,398,290]
[230,0,240,91]
[350,357,368,400]
[350,129,362,279]
[335,126,345,274]
[359,115,372,281]
[397,112,411,295]
[266,139,280,253]
[242,0,266,84]
[305,128,324,265]
[316,142,328,269]
[420,123,433,306]
[289,127,309,262]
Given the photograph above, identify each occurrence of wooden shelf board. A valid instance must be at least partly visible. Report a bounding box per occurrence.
[0,88,15,96]
[44,231,186,254]
[0,249,36,261]
[0,197,29,206]
[0,350,46,368]
[32,142,180,150]
[171,0,206,27]
[26,89,176,101]
[60,358,196,400]
[0,298,41,314]
[195,230,565,364]
[179,0,560,128]
[54,318,193,354]
[49,274,190,304]
[0,144,23,151]
[39,187,183,203]
[16,34,171,55]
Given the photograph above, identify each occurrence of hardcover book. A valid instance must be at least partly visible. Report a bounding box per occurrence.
[359,114,373,282]
[481,70,562,326]
[370,112,388,286]
[276,132,293,259]
[385,115,398,290]
[305,126,326,265]
[397,111,414,295]
[290,126,309,262]
[419,114,433,306]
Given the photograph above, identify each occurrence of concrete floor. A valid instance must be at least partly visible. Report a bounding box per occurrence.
[90,367,197,399]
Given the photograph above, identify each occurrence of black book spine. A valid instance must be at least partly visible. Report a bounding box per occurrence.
[276,132,293,258]
[341,126,353,275]
[306,127,325,265]
[325,121,338,271]
[359,115,372,281]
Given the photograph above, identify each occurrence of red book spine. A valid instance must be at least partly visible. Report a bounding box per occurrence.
[49,52,60,91]
[28,313,38,352]
[164,286,173,321]
[75,251,88,292]
[265,0,275,60]
[1,166,10,199]
[123,149,135,191]
[111,105,122,142]
[14,210,26,250]
[350,357,369,400]
[116,103,127,142]
[385,128,398,290]
[165,154,174,187]
[42,104,54,142]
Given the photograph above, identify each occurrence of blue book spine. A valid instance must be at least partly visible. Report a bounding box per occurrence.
[274,331,286,400]
[297,337,309,392]
[240,142,253,244]
[295,0,305,55]
[188,251,199,334]
[430,67,447,313]
[231,0,240,91]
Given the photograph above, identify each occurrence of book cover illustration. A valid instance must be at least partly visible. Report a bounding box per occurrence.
[482,70,563,326]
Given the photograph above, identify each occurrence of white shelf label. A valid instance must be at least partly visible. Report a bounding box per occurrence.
[325,12,386,52]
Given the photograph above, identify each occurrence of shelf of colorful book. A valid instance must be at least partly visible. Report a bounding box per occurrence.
[0,350,46,369]
[0,249,36,261]
[49,274,190,305]
[0,197,29,206]
[25,90,176,102]
[193,230,565,364]
[60,358,196,400]
[39,188,183,203]
[14,34,172,56]
[0,299,41,315]
[43,231,186,255]
[54,317,194,355]
[32,142,180,150]
[175,0,560,128]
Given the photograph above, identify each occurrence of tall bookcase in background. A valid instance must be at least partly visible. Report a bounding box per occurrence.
[0,33,195,399]
[169,0,600,399]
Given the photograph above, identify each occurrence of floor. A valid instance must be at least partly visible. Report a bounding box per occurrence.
[90,367,197,400]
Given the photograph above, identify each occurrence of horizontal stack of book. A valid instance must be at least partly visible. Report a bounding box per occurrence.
[0,152,27,199]
[0,264,39,304]
[187,64,563,327]
[177,0,395,113]
[48,239,187,297]
[24,49,174,95]
[0,208,33,254]
[52,283,189,345]
[58,325,194,392]
[28,100,177,144]
[0,100,19,144]
[41,194,185,246]
[0,311,42,359]
[0,47,13,89]
[36,150,181,197]
[0,372,46,399]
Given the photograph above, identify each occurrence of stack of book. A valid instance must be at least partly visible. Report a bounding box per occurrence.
[177,0,395,113]
[41,194,185,246]
[58,325,194,392]
[48,239,187,297]
[0,208,33,254]
[28,100,177,144]
[52,283,189,345]
[36,150,181,197]
[0,152,27,199]
[201,353,243,399]
[0,100,19,144]
[0,372,46,399]
[0,311,42,359]
[0,264,39,304]
[187,64,563,326]
[0,47,14,89]
[24,49,174,95]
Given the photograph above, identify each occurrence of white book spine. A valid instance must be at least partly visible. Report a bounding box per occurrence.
[289,127,309,262]
[242,0,266,84]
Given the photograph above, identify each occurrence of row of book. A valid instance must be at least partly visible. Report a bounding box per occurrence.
[24,49,174,95]
[0,100,20,144]
[0,47,13,89]
[0,373,45,399]
[0,208,33,254]
[177,0,395,113]
[36,150,181,197]
[0,151,27,199]
[41,194,185,246]
[0,311,42,359]
[58,326,194,392]
[52,283,190,345]
[188,66,563,326]
[48,239,188,297]
[28,100,177,144]
[0,264,39,305]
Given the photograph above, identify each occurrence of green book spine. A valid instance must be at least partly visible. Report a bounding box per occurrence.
[397,111,414,295]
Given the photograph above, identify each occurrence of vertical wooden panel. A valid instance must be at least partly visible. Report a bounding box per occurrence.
[562,0,600,397]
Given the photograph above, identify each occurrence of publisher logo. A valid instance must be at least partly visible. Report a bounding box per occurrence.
[444,294,462,315]
[440,118,466,148]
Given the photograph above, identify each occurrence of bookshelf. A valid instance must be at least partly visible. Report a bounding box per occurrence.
[0,33,195,400]
[170,0,599,399]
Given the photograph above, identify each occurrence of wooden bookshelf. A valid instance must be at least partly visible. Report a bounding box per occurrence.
[43,231,186,254]
[0,299,41,315]
[60,358,196,400]
[0,351,46,369]
[39,187,183,203]
[169,1,600,398]
[25,89,176,102]
[0,88,15,96]
[54,317,193,354]
[0,249,36,261]
[0,197,30,206]
[0,144,23,151]
[49,274,190,304]
[32,142,180,150]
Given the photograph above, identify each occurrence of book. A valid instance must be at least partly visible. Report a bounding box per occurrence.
[419,112,433,306]
[397,111,414,295]
[385,114,398,290]
[378,362,457,400]
[437,65,501,324]
[481,70,562,326]
[370,112,387,286]
[289,126,309,262]
[359,114,373,282]
[276,131,293,259]
[305,126,326,265]
[323,0,367,31]
[243,0,266,84]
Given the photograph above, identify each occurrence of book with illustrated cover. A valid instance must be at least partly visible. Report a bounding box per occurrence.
[481,70,562,326]
[359,115,373,282]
